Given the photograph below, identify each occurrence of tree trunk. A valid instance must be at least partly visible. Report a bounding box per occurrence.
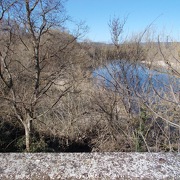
[24,124,30,152]
[24,117,32,152]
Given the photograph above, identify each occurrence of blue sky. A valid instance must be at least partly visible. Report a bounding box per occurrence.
[66,0,180,42]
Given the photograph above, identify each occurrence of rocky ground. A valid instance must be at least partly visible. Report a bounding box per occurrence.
[0,153,180,179]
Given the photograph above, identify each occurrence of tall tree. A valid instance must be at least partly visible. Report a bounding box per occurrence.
[0,0,85,151]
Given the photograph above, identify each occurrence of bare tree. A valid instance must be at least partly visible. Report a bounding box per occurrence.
[92,17,180,152]
[0,0,86,152]
[108,16,127,49]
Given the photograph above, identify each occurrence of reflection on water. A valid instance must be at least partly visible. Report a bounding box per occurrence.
[93,60,180,93]
[93,60,180,126]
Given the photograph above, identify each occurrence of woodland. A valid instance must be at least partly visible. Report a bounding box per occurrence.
[0,0,179,152]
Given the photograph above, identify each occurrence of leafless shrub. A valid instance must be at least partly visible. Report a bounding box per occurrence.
[91,16,180,152]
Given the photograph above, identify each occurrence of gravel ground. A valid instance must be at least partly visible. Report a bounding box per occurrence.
[0,153,180,179]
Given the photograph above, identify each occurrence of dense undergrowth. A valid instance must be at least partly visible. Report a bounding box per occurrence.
[0,0,179,152]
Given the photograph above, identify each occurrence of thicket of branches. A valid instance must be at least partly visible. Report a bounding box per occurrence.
[0,1,179,152]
